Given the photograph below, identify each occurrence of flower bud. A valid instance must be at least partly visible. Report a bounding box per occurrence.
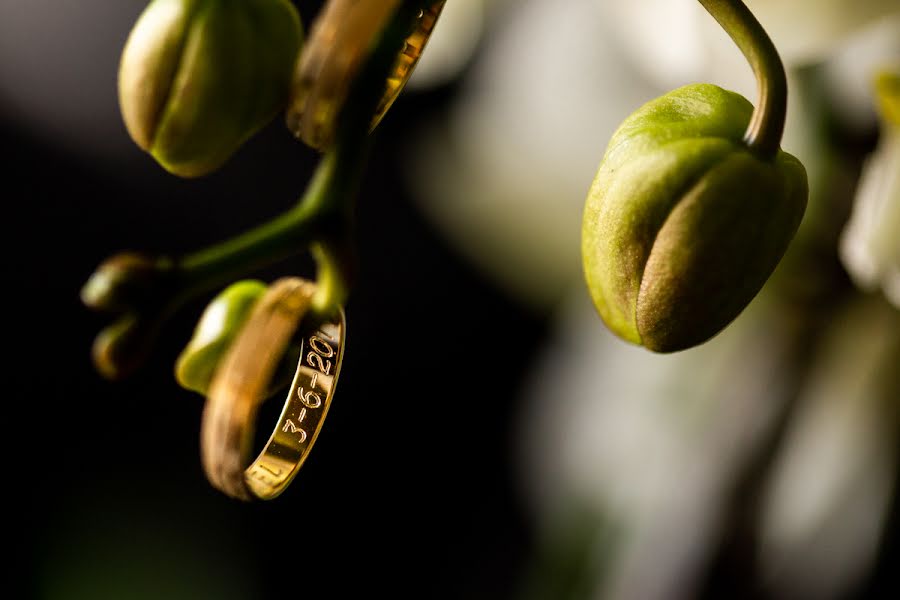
[175,280,267,395]
[81,251,174,313]
[582,84,808,352]
[118,0,302,177]
[93,313,162,380]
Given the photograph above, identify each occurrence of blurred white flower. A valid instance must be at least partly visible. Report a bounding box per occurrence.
[758,297,900,599]
[608,0,900,91]
[519,287,900,599]
[822,17,900,131]
[408,0,660,308]
[745,0,900,64]
[518,289,797,600]
[840,70,900,308]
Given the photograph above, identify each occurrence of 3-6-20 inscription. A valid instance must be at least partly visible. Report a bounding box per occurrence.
[280,329,338,446]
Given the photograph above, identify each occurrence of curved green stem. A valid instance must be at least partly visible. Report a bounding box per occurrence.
[177,133,368,299]
[310,239,350,316]
[177,156,337,294]
[174,0,429,308]
[698,0,787,159]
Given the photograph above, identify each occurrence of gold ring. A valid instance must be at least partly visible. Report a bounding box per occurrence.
[201,277,346,501]
[286,0,446,150]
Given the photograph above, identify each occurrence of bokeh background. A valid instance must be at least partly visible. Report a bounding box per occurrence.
[9,1,900,598]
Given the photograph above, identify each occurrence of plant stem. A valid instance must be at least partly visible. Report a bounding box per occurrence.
[310,239,350,316]
[174,0,432,310]
[177,153,339,295]
[698,0,787,159]
[173,139,366,321]
[306,137,370,316]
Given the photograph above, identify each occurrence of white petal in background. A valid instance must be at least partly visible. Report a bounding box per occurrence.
[840,126,900,308]
[408,0,661,308]
[610,0,900,89]
[758,298,900,600]
[822,17,900,132]
[746,0,900,65]
[517,289,799,600]
[517,290,899,599]
[828,21,900,308]
[406,0,488,90]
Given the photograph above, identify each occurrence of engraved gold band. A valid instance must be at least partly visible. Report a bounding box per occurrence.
[286,0,446,150]
[201,277,345,501]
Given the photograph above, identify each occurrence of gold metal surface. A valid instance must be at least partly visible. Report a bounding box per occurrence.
[287,0,446,150]
[201,277,346,501]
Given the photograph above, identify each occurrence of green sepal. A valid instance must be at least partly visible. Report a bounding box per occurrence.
[175,280,267,395]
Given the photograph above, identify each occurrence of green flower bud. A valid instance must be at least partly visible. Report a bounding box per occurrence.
[175,280,267,394]
[119,0,302,177]
[81,251,174,313]
[582,83,808,352]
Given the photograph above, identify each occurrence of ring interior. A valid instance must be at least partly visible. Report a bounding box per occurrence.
[244,313,345,500]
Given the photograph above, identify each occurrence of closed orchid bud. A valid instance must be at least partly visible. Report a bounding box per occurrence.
[582,83,808,352]
[93,313,163,380]
[175,280,267,395]
[173,279,303,398]
[119,0,302,177]
[81,251,174,313]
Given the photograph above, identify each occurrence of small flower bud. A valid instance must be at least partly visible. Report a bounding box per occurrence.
[175,280,267,395]
[175,280,304,396]
[118,0,302,177]
[81,251,174,313]
[582,84,808,352]
[92,314,162,380]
